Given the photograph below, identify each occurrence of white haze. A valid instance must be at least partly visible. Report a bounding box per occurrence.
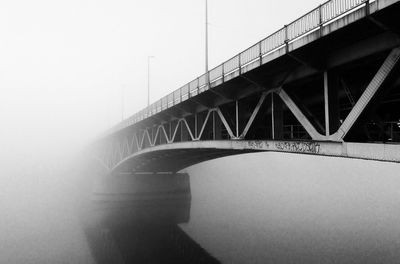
[0,0,369,263]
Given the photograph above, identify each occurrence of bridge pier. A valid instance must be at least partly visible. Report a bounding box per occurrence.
[84,172,220,263]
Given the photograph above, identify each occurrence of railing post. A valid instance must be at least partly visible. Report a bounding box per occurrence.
[207,71,210,90]
[319,4,323,26]
[365,0,370,16]
[319,4,323,38]
[222,63,225,83]
[284,25,289,53]
[259,41,262,66]
[238,54,242,75]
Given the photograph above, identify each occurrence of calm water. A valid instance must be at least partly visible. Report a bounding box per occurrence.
[2,152,400,263]
[182,153,400,263]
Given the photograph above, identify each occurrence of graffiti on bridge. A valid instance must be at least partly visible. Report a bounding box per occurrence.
[247,141,269,149]
[275,141,321,154]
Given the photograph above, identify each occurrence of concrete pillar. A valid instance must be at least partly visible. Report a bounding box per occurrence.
[90,172,191,226]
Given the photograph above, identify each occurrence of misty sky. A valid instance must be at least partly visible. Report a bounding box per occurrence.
[0,0,323,157]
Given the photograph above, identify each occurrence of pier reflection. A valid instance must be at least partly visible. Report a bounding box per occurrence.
[84,173,219,264]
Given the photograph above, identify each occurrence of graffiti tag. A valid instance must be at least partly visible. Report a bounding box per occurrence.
[275,141,320,154]
[248,141,268,149]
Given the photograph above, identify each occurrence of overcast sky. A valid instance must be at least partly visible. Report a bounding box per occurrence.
[0,0,322,156]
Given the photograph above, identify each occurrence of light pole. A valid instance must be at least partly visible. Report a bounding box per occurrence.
[205,0,209,82]
[147,56,155,107]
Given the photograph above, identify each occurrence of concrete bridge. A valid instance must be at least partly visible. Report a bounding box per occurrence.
[93,0,400,175]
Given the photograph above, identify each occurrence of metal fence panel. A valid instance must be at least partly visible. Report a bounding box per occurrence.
[162,97,168,110]
[240,43,260,65]
[198,74,207,87]
[156,100,162,112]
[189,79,198,92]
[167,93,174,107]
[174,90,181,104]
[287,7,320,39]
[260,28,286,54]
[180,84,189,100]
[223,55,239,74]
[322,0,365,22]
[209,65,223,81]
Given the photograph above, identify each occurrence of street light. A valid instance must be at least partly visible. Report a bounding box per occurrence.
[205,0,209,83]
[147,56,155,107]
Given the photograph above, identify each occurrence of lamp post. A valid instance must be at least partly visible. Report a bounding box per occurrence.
[147,56,155,107]
[205,0,209,83]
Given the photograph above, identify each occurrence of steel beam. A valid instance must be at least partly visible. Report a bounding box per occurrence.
[331,47,400,140]
[216,108,236,139]
[276,88,325,140]
[196,110,212,140]
[324,71,330,136]
[239,92,269,139]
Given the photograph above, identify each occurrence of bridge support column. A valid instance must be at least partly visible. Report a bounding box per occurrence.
[324,71,330,136]
[272,93,284,139]
[324,71,341,136]
[214,111,224,139]
[195,112,206,140]
[328,73,341,135]
[181,121,190,141]
[92,173,191,220]
[86,172,192,262]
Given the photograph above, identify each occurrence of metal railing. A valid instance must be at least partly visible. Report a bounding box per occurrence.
[110,0,374,134]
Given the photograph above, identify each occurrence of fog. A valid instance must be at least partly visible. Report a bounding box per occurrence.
[0,0,383,263]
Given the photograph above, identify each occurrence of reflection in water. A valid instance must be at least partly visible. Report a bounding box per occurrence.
[182,153,400,263]
[85,173,220,264]
[83,153,400,264]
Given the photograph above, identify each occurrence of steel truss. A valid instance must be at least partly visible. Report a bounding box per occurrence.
[96,47,400,171]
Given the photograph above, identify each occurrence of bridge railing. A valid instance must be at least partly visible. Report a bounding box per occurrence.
[108,0,374,135]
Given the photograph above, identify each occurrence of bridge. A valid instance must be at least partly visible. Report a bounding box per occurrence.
[86,2,400,261]
[93,0,400,176]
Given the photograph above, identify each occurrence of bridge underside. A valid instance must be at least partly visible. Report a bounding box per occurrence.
[111,141,260,174]
[109,140,400,174]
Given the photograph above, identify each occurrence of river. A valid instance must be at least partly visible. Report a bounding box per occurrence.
[1,152,400,263]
